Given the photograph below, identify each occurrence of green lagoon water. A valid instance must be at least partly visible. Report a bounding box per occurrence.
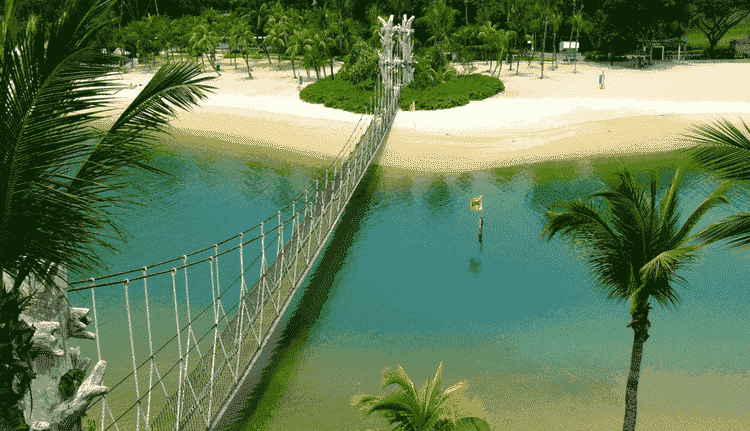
[70,133,750,431]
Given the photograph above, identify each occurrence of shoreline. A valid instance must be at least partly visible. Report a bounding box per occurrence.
[96,58,750,174]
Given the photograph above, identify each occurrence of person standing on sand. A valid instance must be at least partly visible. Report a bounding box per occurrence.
[478,216,483,242]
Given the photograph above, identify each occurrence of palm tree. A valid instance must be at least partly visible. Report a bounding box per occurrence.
[285,29,305,79]
[570,6,585,73]
[265,14,290,69]
[549,9,563,70]
[246,2,274,65]
[416,0,459,60]
[477,21,499,73]
[351,362,491,431]
[303,30,330,79]
[540,169,733,431]
[0,0,215,427]
[453,25,474,64]
[319,29,338,79]
[230,24,257,79]
[494,29,515,76]
[681,118,750,247]
[189,21,221,75]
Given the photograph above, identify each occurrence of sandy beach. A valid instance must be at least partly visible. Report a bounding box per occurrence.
[100,55,750,173]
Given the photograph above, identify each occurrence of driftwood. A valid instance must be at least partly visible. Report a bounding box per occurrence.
[4,268,108,431]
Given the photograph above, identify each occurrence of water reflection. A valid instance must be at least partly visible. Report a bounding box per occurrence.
[424,174,453,220]
[468,256,482,276]
[225,162,381,431]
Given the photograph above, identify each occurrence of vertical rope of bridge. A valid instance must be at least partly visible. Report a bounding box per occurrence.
[325,169,331,228]
[260,222,266,342]
[142,267,155,427]
[208,255,218,421]
[236,233,246,380]
[212,244,233,383]
[170,268,184,431]
[182,254,206,426]
[90,280,107,431]
[315,179,321,246]
[334,164,340,216]
[275,211,283,314]
[292,202,299,284]
[124,279,144,431]
[305,191,312,264]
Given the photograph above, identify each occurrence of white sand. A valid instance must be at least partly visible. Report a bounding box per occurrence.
[102,55,750,173]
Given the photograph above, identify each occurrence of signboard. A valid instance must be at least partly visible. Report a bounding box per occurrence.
[470,195,483,211]
[560,41,579,50]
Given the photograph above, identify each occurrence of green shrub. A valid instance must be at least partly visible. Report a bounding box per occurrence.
[701,47,737,59]
[400,73,504,111]
[300,75,374,114]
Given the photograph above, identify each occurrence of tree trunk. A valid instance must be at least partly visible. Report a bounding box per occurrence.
[330,56,335,79]
[567,21,574,63]
[243,55,253,78]
[264,45,273,64]
[622,305,651,431]
[465,0,468,26]
[541,11,549,79]
[552,30,557,69]
[573,32,578,73]
[291,59,296,78]
[649,29,654,64]
[315,65,320,79]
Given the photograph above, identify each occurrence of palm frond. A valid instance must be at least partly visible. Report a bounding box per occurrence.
[693,212,750,248]
[672,180,733,247]
[682,117,750,182]
[381,365,419,402]
[542,199,633,298]
[424,361,443,417]
[1,0,122,289]
[640,246,699,282]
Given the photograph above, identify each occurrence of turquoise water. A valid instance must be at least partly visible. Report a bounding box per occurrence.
[71,135,750,431]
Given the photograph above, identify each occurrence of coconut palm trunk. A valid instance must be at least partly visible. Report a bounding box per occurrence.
[623,303,651,431]
[541,11,549,79]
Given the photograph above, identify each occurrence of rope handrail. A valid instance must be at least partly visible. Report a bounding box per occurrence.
[68,211,298,290]
[69,108,370,287]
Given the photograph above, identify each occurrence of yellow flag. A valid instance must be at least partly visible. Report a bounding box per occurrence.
[470,195,483,211]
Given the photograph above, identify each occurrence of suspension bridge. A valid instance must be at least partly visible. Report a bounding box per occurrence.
[50,14,416,431]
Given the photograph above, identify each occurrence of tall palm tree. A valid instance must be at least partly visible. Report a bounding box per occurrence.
[265,14,290,70]
[189,21,221,75]
[303,30,330,79]
[0,0,215,427]
[230,24,257,79]
[284,29,305,79]
[494,29,515,76]
[416,0,459,60]
[540,168,733,431]
[477,21,500,73]
[351,362,491,431]
[549,9,563,70]
[682,118,750,247]
[569,6,585,73]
